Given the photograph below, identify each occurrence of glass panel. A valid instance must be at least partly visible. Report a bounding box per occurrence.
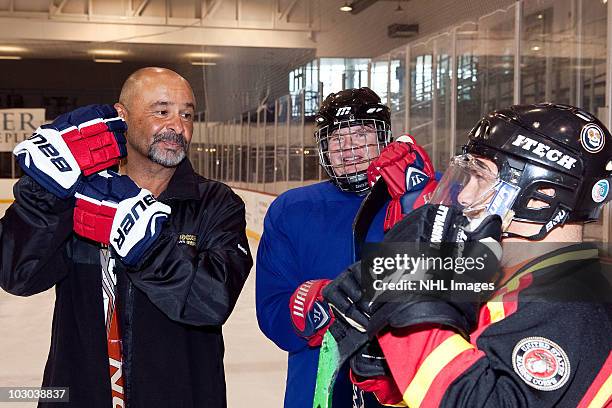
[345,58,370,89]
[289,91,304,185]
[434,34,453,170]
[303,121,318,184]
[276,96,290,190]
[370,57,390,104]
[522,0,574,105]
[248,113,257,186]
[319,58,347,98]
[409,40,434,159]
[390,48,407,137]
[263,111,275,193]
[240,117,248,184]
[455,22,481,150]
[479,5,516,112]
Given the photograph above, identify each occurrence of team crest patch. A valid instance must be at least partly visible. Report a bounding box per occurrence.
[592,179,609,203]
[512,337,570,391]
[581,124,605,153]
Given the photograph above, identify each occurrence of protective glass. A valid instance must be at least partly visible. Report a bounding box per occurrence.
[430,154,520,221]
[315,119,390,192]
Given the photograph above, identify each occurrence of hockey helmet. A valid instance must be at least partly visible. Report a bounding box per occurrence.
[314,87,392,194]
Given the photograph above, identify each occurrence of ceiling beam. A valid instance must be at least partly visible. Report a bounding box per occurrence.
[350,0,378,15]
[278,0,299,22]
[133,0,150,17]
[0,16,317,49]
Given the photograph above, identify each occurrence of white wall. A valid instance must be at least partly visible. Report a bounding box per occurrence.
[0,179,16,217]
[232,188,277,239]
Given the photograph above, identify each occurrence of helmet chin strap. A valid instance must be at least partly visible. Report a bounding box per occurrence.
[502,206,571,241]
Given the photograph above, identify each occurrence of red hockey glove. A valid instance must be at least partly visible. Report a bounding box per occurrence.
[74,170,171,267]
[289,279,335,347]
[367,135,438,231]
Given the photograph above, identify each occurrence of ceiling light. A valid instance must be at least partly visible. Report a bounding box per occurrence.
[185,52,221,59]
[191,61,217,66]
[89,49,127,56]
[0,56,22,60]
[537,14,543,19]
[0,46,27,53]
[94,58,122,63]
[340,2,353,12]
[531,45,541,51]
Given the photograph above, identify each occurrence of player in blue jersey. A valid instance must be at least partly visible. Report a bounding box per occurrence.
[255,87,438,407]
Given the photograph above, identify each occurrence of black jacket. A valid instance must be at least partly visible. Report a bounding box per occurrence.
[0,159,253,408]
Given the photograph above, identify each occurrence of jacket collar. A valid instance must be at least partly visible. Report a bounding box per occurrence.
[502,242,599,290]
[158,158,200,201]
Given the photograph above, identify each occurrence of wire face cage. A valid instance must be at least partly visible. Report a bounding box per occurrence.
[315,118,391,194]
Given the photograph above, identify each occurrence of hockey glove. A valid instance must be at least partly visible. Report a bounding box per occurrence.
[73,170,171,267]
[349,340,405,407]
[289,279,335,347]
[13,104,127,199]
[367,135,438,231]
[324,204,502,340]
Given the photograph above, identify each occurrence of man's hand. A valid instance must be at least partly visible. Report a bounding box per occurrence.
[289,279,334,347]
[13,104,127,198]
[73,170,171,266]
[367,135,438,231]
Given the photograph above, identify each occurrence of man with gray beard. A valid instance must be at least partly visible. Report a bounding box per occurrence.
[0,67,252,407]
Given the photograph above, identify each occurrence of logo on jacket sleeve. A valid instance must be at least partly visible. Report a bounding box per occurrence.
[178,234,198,247]
[581,124,605,153]
[512,336,570,391]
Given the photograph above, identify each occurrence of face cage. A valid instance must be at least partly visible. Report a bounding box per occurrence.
[315,118,391,194]
[430,154,521,222]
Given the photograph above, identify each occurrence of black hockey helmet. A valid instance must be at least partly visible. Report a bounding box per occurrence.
[314,87,392,194]
[464,103,612,238]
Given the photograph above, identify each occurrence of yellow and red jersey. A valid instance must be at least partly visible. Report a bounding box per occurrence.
[354,244,612,408]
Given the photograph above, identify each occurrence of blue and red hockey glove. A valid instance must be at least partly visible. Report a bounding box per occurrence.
[367,134,438,231]
[73,170,171,267]
[289,279,335,347]
[13,104,127,199]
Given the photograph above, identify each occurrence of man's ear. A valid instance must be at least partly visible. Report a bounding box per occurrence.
[114,102,127,120]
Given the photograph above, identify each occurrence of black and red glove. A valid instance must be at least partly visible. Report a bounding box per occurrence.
[367,134,438,231]
[289,279,335,347]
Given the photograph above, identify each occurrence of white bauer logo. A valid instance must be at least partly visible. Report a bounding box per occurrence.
[336,106,352,116]
[512,336,570,391]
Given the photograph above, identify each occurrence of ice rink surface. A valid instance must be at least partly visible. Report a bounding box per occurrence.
[0,237,288,408]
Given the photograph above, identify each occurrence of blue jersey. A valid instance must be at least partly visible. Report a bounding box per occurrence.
[255,181,387,408]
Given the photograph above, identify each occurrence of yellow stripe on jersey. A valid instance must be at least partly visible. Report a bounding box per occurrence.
[403,334,474,408]
[588,372,612,408]
[485,248,597,323]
